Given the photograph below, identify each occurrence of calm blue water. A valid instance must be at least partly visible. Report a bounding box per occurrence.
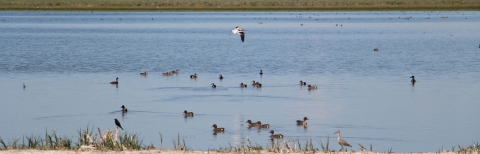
[1,11,480,152]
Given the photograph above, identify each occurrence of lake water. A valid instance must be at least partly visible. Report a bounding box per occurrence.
[1,11,480,152]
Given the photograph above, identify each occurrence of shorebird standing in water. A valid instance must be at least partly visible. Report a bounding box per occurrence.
[232,26,245,42]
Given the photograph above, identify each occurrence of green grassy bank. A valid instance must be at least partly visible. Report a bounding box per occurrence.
[1,0,480,11]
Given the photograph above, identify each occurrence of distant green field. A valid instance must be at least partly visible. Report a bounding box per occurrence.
[1,0,479,11]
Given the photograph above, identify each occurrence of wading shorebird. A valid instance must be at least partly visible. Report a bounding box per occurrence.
[334,130,351,151]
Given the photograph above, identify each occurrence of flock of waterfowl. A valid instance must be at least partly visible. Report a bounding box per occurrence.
[103,69,418,152]
[19,67,417,151]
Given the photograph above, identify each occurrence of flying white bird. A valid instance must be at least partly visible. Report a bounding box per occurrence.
[232,26,245,42]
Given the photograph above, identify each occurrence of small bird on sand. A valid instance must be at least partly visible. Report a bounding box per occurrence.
[115,119,123,130]
[359,143,367,152]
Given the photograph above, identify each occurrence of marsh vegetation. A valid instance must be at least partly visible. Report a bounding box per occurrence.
[1,0,479,10]
[0,127,479,154]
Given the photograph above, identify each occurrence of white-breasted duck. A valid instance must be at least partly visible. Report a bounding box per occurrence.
[307,85,317,90]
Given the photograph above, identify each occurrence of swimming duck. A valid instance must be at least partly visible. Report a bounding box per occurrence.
[163,72,172,76]
[246,120,258,127]
[190,73,197,79]
[256,121,270,128]
[211,83,216,88]
[23,83,26,89]
[296,117,309,125]
[374,48,379,51]
[121,105,128,112]
[183,110,194,116]
[252,80,262,87]
[300,80,306,85]
[219,74,223,80]
[307,85,317,90]
[110,77,119,84]
[269,130,283,138]
[140,72,147,76]
[172,69,179,74]
[212,124,225,132]
[240,83,247,88]
[410,76,416,83]
[259,69,263,75]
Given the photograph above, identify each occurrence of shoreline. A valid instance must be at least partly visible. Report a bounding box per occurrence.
[1,4,480,11]
[0,149,461,154]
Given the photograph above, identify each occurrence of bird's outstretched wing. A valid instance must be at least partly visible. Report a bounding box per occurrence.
[239,31,245,42]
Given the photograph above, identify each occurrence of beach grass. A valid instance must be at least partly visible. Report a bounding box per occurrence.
[0,128,480,153]
[1,0,480,11]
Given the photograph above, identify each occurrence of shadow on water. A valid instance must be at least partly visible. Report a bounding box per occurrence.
[34,114,88,120]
